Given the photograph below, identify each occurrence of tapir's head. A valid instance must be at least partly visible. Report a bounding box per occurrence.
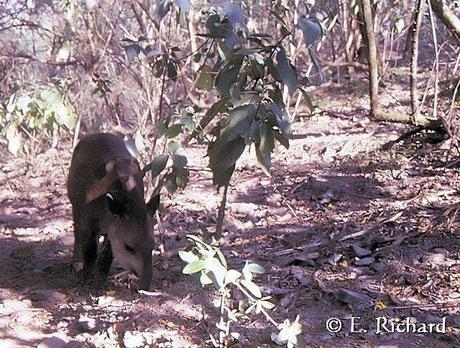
[86,157,159,290]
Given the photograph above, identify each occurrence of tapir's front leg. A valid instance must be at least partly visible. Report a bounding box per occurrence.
[74,216,99,283]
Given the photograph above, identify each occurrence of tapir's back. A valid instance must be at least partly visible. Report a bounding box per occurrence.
[67,133,136,207]
[71,133,130,166]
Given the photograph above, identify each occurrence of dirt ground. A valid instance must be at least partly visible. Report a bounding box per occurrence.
[0,74,459,347]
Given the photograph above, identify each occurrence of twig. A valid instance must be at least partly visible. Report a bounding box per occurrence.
[216,183,229,236]
[235,282,280,328]
[387,302,460,310]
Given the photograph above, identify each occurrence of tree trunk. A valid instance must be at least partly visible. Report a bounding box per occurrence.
[410,0,426,124]
[360,0,380,119]
[430,0,460,41]
[359,0,447,139]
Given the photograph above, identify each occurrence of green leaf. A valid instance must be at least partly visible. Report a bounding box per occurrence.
[242,262,253,281]
[267,84,284,107]
[224,269,242,284]
[220,104,257,143]
[195,65,214,91]
[269,102,291,136]
[153,58,165,78]
[245,302,257,314]
[6,94,16,113]
[248,58,264,79]
[241,279,262,298]
[167,61,178,80]
[215,55,244,96]
[260,299,275,309]
[205,14,229,39]
[165,123,183,138]
[41,89,60,106]
[40,88,76,130]
[167,141,181,154]
[216,248,227,269]
[268,9,288,26]
[175,167,189,188]
[230,332,241,341]
[249,119,260,143]
[267,57,282,82]
[54,105,76,130]
[172,154,187,168]
[191,96,229,138]
[144,154,169,177]
[183,259,205,274]
[125,138,140,158]
[178,250,199,264]
[308,48,324,85]
[299,88,314,112]
[256,123,274,174]
[298,17,322,46]
[134,130,145,153]
[273,131,290,149]
[200,271,214,285]
[255,301,263,314]
[164,172,178,193]
[180,115,196,131]
[204,257,227,288]
[276,47,297,95]
[186,234,204,244]
[209,137,245,186]
[280,25,290,38]
[16,95,32,113]
[244,262,266,274]
[277,321,303,343]
[124,43,144,63]
[229,83,241,101]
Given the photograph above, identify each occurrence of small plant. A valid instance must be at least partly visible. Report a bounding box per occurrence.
[0,88,76,155]
[179,234,304,347]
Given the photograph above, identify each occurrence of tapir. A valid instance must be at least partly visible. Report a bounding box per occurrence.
[67,133,159,290]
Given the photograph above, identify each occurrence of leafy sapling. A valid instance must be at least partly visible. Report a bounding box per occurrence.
[179,234,304,347]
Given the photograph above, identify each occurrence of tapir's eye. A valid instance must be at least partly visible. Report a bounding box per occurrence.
[125,244,135,254]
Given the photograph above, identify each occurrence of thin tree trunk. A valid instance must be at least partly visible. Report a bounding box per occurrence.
[410,0,426,124]
[360,0,380,119]
[428,0,440,120]
[341,0,354,77]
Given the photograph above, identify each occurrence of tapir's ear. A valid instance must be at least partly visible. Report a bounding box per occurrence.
[106,193,126,217]
[147,194,160,213]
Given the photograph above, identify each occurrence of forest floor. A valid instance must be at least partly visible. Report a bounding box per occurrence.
[0,70,459,347]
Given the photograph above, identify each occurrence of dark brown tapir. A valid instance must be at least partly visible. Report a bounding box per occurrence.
[67,133,159,290]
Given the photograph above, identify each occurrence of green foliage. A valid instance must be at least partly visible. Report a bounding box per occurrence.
[127,2,325,191]
[0,89,76,155]
[298,16,322,46]
[142,140,190,195]
[132,1,323,189]
[180,235,304,347]
[196,65,215,91]
[276,47,297,95]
